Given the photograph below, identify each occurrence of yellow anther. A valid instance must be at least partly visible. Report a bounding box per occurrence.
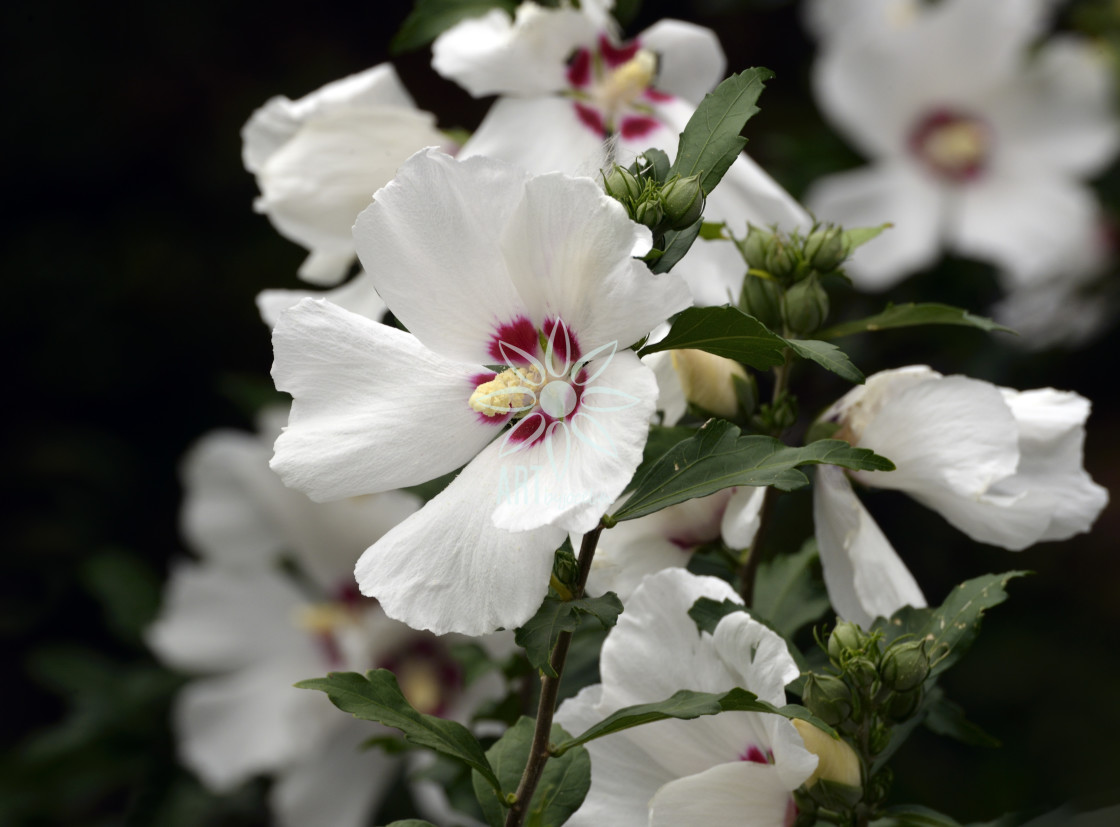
[469,366,543,417]
[294,602,356,634]
[397,660,444,715]
[923,121,988,171]
[599,49,657,113]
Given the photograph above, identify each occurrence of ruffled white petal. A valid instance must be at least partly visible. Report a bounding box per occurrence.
[355,440,565,636]
[638,19,725,104]
[805,162,943,290]
[491,351,657,534]
[271,299,500,501]
[271,721,397,827]
[947,172,1102,290]
[721,486,766,550]
[649,761,798,827]
[175,662,337,791]
[146,562,317,673]
[814,466,926,629]
[354,149,534,364]
[432,4,597,97]
[499,172,687,351]
[257,271,387,328]
[458,96,609,178]
[710,610,801,707]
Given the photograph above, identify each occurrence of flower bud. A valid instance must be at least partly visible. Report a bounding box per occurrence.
[660,174,705,229]
[881,640,930,693]
[738,273,783,331]
[634,198,664,229]
[847,656,879,692]
[792,720,862,790]
[802,673,853,726]
[803,226,846,272]
[735,224,774,267]
[602,165,642,204]
[764,236,796,280]
[827,621,867,662]
[670,349,749,419]
[782,275,830,335]
[884,687,923,723]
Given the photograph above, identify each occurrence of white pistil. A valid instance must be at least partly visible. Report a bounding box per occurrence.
[597,49,657,117]
[294,602,357,634]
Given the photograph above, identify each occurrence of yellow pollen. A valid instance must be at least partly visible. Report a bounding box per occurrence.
[294,602,357,635]
[923,121,988,170]
[469,366,543,417]
[599,49,657,113]
[397,660,444,715]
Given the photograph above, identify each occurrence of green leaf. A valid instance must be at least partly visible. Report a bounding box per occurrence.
[295,670,501,794]
[554,687,834,754]
[638,306,786,369]
[840,223,891,253]
[924,690,1001,748]
[752,539,831,638]
[471,718,590,827]
[391,0,516,53]
[649,217,704,274]
[784,338,864,383]
[817,302,1015,340]
[873,571,1028,678]
[515,594,624,678]
[698,221,727,240]
[670,68,775,196]
[688,596,745,635]
[613,419,894,522]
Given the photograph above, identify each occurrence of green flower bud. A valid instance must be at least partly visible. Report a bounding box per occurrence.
[782,274,830,335]
[847,656,880,692]
[827,621,867,663]
[738,273,783,331]
[735,223,774,267]
[868,723,892,755]
[803,225,846,272]
[881,640,930,693]
[764,236,796,280]
[602,165,643,204]
[660,174,705,229]
[884,687,923,723]
[634,198,664,229]
[802,673,853,726]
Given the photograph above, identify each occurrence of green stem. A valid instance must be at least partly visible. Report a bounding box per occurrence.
[504,523,605,827]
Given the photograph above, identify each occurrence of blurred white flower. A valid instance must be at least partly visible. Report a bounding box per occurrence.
[814,366,1108,627]
[433,0,809,305]
[270,148,690,635]
[556,568,816,826]
[243,63,450,287]
[805,0,1119,292]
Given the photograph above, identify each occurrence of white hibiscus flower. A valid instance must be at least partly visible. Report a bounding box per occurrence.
[432,0,809,306]
[805,0,1119,292]
[814,366,1108,627]
[556,568,817,826]
[270,148,691,635]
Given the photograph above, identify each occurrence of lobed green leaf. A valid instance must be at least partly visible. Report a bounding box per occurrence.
[638,306,786,368]
[752,539,832,638]
[818,302,1015,340]
[515,593,624,678]
[784,338,864,383]
[295,670,501,794]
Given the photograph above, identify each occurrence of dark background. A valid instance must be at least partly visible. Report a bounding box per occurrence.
[4,0,1119,823]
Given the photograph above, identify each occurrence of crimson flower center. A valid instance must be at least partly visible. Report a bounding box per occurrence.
[908,108,992,182]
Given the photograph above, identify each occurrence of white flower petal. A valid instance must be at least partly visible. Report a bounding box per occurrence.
[432,5,597,97]
[806,162,943,290]
[491,351,657,534]
[500,172,687,352]
[271,299,501,500]
[711,610,801,707]
[649,761,799,827]
[814,466,926,629]
[175,662,336,791]
[354,149,536,364]
[947,172,1101,289]
[147,562,316,673]
[257,270,387,328]
[638,19,725,104]
[459,95,609,177]
[271,721,397,827]
[355,440,565,636]
[721,486,766,550]
[644,350,688,426]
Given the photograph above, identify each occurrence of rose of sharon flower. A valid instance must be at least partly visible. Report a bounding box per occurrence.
[556,568,816,826]
[270,148,691,635]
[805,0,1119,291]
[432,0,809,305]
[814,366,1108,628]
[149,414,501,827]
[243,62,449,323]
